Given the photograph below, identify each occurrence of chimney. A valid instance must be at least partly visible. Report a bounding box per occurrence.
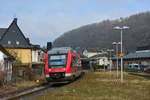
[26,38,30,44]
[13,18,17,23]
[47,42,52,50]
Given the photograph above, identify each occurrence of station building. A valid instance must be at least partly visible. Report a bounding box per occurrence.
[112,46,150,69]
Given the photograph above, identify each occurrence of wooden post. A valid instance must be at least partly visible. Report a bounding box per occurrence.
[28,63,32,80]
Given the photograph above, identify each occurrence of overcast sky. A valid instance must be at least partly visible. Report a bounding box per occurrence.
[0,0,150,46]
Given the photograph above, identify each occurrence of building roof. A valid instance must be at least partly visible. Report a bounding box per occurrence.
[125,52,150,59]
[84,48,103,52]
[0,28,7,38]
[112,51,150,60]
[89,53,108,59]
[31,44,41,49]
[31,44,46,53]
[0,18,32,49]
[136,45,150,51]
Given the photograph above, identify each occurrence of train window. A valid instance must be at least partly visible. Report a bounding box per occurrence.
[134,65,139,68]
[48,54,67,68]
[50,55,66,60]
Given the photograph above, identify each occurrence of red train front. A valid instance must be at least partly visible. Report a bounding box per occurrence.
[45,47,82,82]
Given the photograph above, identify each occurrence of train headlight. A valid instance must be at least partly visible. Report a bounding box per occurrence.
[65,73,72,77]
[49,69,52,71]
[46,74,49,77]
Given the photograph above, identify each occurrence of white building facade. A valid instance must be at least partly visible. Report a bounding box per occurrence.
[0,49,14,83]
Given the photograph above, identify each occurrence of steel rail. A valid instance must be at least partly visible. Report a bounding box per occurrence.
[1,72,85,100]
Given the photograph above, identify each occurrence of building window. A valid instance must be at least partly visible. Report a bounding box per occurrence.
[8,41,11,44]
[38,52,41,56]
[16,41,20,45]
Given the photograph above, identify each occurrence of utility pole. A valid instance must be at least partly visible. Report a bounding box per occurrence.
[107,49,114,72]
[113,26,129,82]
[112,42,121,78]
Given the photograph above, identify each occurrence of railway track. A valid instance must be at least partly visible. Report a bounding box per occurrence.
[0,82,70,100]
[0,82,51,100]
[0,73,85,100]
[128,72,150,79]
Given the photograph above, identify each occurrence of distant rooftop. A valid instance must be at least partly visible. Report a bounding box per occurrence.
[85,48,105,52]
[136,45,150,51]
[89,53,108,59]
[125,52,150,59]
[112,51,150,60]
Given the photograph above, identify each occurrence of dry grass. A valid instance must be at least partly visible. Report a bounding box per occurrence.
[35,71,150,100]
[0,80,37,94]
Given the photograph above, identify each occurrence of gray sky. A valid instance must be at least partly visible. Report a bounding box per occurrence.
[0,0,150,46]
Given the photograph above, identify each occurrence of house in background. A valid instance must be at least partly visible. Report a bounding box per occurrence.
[31,45,45,64]
[90,54,110,66]
[0,18,45,65]
[0,18,32,65]
[83,48,110,69]
[0,18,45,80]
[0,45,14,84]
[83,48,107,58]
[31,45,45,79]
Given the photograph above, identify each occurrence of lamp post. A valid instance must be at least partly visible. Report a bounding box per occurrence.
[113,26,129,82]
[107,49,114,72]
[112,42,121,78]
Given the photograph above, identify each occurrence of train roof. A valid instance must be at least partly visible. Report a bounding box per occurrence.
[48,47,74,54]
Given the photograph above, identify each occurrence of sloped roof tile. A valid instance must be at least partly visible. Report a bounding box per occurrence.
[112,52,150,60]
[0,28,7,38]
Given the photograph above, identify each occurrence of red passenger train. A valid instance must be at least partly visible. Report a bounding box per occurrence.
[45,47,82,82]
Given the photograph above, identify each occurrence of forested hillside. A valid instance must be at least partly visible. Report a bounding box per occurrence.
[53,12,150,52]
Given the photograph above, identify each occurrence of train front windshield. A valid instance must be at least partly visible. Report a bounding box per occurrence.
[48,54,67,68]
